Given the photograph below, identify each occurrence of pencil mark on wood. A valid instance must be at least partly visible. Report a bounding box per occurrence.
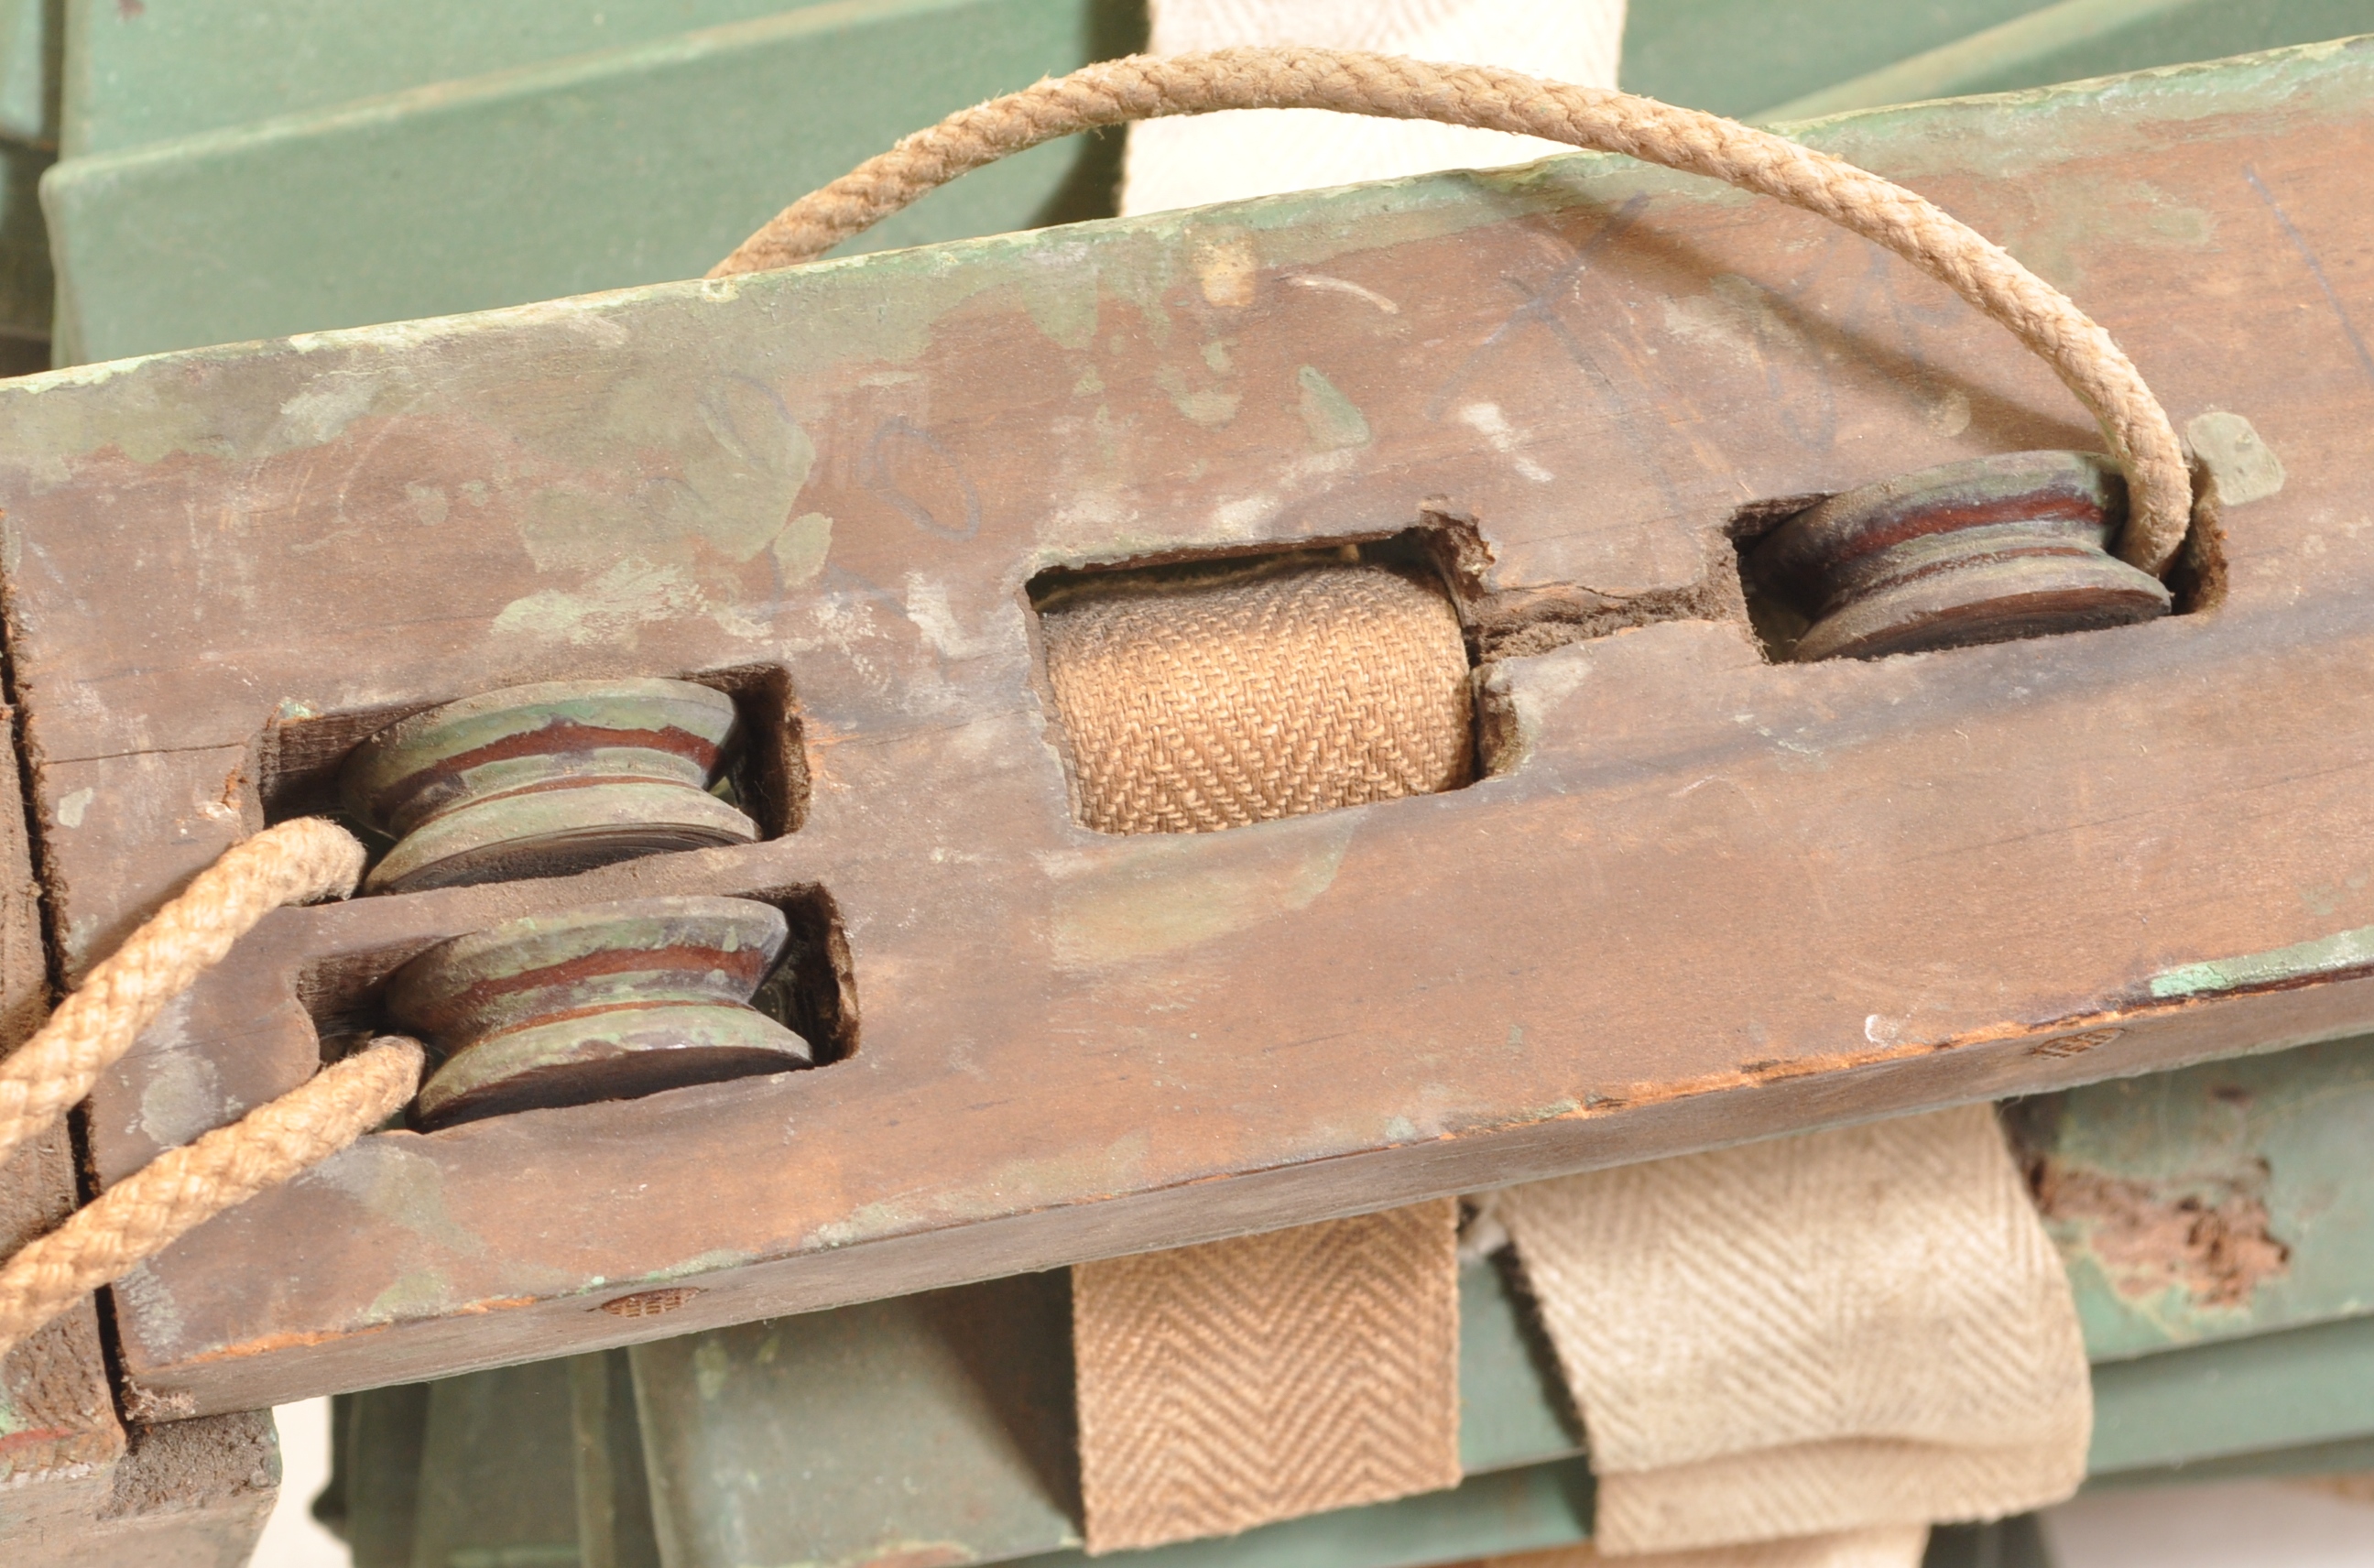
[861,417,982,540]
[2246,163,2374,388]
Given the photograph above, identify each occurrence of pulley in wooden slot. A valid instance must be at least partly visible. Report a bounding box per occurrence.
[386,896,811,1129]
[341,678,759,894]
[1746,451,2175,662]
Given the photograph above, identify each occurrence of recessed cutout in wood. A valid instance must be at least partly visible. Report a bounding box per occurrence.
[1732,452,2196,663]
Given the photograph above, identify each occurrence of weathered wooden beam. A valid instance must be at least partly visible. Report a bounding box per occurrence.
[4,40,2372,1414]
[0,710,279,1563]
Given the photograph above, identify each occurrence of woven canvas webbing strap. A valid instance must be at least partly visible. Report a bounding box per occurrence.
[1495,1105,2091,1557]
[1039,556,1474,833]
[1047,561,1471,1551]
[1073,1200,1464,1551]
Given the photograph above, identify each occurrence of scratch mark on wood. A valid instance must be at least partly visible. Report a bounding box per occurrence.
[2246,163,2374,388]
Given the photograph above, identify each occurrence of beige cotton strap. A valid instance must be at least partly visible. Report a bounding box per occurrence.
[1038,557,1474,833]
[1495,1105,2090,1556]
[1073,1199,1463,1552]
[1047,561,1473,1550]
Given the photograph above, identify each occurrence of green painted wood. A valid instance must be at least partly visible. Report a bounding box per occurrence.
[631,1272,1083,1568]
[2009,1033,2374,1360]
[1761,0,2374,119]
[1618,0,2060,116]
[408,1360,584,1568]
[1011,1461,1597,1568]
[2088,1311,2374,1475]
[1458,1257,1584,1475]
[2087,1431,2374,1488]
[57,0,850,158]
[0,0,50,147]
[40,0,1140,365]
[570,1354,663,1568]
[338,1384,431,1568]
[0,125,48,343]
[352,1259,2374,1568]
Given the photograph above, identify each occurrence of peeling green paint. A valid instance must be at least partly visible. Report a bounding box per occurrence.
[493,558,712,647]
[2151,925,2374,998]
[773,511,833,586]
[1296,365,1372,451]
[1048,815,1356,967]
[1153,362,1238,429]
[315,1137,488,1259]
[367,1269,456,1322]
[2186,409,2286,506]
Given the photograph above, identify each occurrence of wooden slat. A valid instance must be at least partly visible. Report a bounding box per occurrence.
[5,41,2374,1414]
[42,0,1138,364]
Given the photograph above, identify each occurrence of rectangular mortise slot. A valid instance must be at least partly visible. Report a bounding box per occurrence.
[1028,532,1481,834]
[1726,450,2217,665]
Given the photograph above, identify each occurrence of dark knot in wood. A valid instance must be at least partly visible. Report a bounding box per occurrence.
[1747,451,2173,662]
[340,677,758,895]
[387,896,811,1129]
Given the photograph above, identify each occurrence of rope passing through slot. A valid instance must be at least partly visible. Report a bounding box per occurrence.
[0,818,421,1360]
[712,47,2194,577]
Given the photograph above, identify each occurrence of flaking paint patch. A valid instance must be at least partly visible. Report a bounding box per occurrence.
[1192,230,1259,307]
[2032,1157,2288,1316]
[1017,253,1101,351]
[137,1051,224,1149]
[2185,411,2284,506]
[1456,402,1552,484]
[367,1270,458,1323]
[275,373,381,448]
[1154,363,1238,429]
[774,511,833,585]
[1486,646,1595,771]
[315,1138,486,1258]
[902,573,1004,661]
[495,558,715,647]
[112,1262,184,1351]
[2151,924,2374,998]
[1998,176,2216,292]
[53,787,93,828]
[1047,815,1356,967]
[1295,365,1371,450]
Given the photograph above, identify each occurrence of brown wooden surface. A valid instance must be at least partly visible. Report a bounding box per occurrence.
[0,713,280,1564]
[0,703,125,1526]
[1,43,2370,1415]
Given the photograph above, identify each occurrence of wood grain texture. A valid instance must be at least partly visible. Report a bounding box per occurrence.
[0,42,2370,1414]
[0,703,124,1530]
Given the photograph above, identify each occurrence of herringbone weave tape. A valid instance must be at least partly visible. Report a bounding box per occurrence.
[1040,558,1474,834]
[1074,1199,1463,1552]
[1495,1106,2090,1555]
[1451,1527,1930,1568]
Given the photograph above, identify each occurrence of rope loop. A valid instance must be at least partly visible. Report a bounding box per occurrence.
[0,819,419,1360]
[713,47,2193,576]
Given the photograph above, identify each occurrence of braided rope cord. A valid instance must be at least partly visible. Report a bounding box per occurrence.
[0,818,421,1358]
[713,48,2192,575]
